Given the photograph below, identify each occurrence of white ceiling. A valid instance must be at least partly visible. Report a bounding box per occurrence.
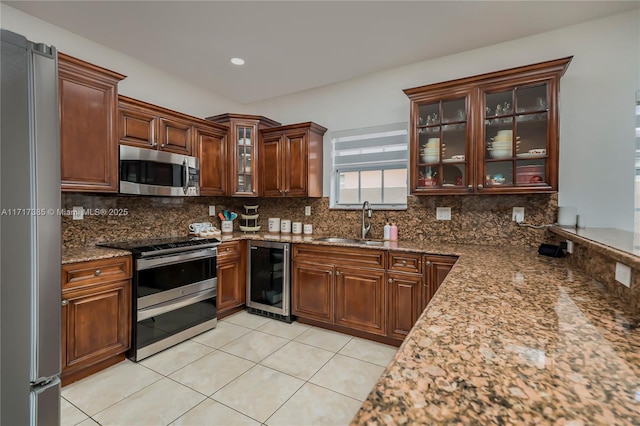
[6,1,639,104]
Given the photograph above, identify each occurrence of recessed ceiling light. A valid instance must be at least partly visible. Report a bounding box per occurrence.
[230,57,245,66]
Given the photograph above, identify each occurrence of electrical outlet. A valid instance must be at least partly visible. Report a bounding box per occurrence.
[436,207,451,221]
[512,207,525,223]
[209,205,216,216]
[72,206,84,220]
[305,206,311,216]
[566,240,574,254]
[615,262,632,288]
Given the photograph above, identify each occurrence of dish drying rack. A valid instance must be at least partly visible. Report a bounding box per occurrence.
[239,205,261,233]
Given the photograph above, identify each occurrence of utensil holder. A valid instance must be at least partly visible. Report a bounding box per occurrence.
[221,220,233,233]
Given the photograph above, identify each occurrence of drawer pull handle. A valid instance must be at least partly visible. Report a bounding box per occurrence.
[61,300,68,306]
[401,260,407,266]
[94,269,101,276]
[226,248,230,251]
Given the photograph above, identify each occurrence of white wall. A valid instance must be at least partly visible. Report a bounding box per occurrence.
[0,4,242,118]
[248,10,640,231]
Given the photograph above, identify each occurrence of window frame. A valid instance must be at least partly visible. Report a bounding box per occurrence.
[330,122,409,210]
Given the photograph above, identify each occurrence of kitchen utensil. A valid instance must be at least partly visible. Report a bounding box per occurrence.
[229,212,238,221]
[218,212,225,221]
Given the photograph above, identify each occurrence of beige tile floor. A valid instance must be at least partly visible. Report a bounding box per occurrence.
[61,310,398,426]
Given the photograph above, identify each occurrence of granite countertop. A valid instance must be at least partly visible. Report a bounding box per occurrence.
[351,243,640,425]
[63,233,640,423]
[62,245,132,264]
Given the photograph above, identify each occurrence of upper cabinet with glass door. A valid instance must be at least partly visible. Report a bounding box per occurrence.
[206,114,281,197]
[404,57,572,195]
[409,90,472,194]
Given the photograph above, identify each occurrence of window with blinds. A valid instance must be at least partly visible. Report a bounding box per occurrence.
[331,122,408,209]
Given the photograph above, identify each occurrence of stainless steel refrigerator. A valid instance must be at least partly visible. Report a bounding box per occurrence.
[1,29,61,425]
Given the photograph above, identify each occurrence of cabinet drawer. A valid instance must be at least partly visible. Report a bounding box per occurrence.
[218,241,242,262]
[293,244,385,269]
[388,252,422,274]
[63,256,132,291]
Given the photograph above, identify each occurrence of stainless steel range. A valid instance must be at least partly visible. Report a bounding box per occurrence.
[100,236,220,361]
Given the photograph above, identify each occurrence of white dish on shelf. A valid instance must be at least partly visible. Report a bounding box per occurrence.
[442,158,462,163]
[516,153,544,159]
[239,225,261,232]
[241,213,260,220]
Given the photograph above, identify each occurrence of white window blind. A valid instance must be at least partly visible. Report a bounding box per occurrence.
[331,122,408,209]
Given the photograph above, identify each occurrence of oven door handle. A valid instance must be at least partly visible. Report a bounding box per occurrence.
[137,287,216,322]
[137,248,217,270]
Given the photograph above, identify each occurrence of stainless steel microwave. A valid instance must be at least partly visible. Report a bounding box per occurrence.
[119,145,200,196]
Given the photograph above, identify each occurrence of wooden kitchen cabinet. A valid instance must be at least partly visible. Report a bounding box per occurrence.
[61,256,132,386]
[119,96,229,158]
[216,241,246,318]
[386,251,423,340]
[259,122,327,198]
[206,114,281,197]
[58,53,125,192]
[335,266,386,336]
[387,272,422,340]
[422,255,457,310]
[292,244,389,341]
[292,260,334,323]
[196,125,228,196]
[404,56,572,195]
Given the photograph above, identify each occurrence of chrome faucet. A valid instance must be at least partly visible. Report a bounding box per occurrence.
[362,201,372,239]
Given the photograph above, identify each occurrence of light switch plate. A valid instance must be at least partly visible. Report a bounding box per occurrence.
[209,205,216,216]
[615,262,632,288]
[436,207,451,221]
[305,206,311,216]
[72,206,84,220]
[512,207,525,223]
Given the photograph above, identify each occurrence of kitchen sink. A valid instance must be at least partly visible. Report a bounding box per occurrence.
[314,237,384,246]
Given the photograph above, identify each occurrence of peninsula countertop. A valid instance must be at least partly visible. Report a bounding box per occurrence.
[63,234,640,424]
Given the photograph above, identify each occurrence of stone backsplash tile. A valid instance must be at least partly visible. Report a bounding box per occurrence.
[62,193,556,249]
[547,232,639,315]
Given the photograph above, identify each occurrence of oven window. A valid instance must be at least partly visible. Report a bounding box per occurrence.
[121,160,185,187]
[137,257,215,298]
[136,297,216,350]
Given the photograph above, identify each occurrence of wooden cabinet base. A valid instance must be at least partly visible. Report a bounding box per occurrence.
[61,353,125,387]
[217,305,245,320]
[295,316,402,347]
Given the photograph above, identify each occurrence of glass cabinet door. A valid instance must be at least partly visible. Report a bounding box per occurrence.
[415,96,469,192]
[231,123,258,196]
[482,83,549,190]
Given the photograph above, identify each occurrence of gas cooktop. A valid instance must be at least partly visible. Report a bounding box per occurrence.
[98,236,220,256]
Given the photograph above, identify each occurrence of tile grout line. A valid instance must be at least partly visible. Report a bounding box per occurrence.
[73,314,388,425]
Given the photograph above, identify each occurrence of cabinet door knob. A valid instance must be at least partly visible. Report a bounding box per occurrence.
[401,260,407,266]
[388,278,393,283]
[425,261,431,266]
[477,184,484,190]
[467,185,473,190]
[336,270,340,276]
[225,247,230,251]
[61,300,68,306]
[94,269,101,276]
[161,144,166,148]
